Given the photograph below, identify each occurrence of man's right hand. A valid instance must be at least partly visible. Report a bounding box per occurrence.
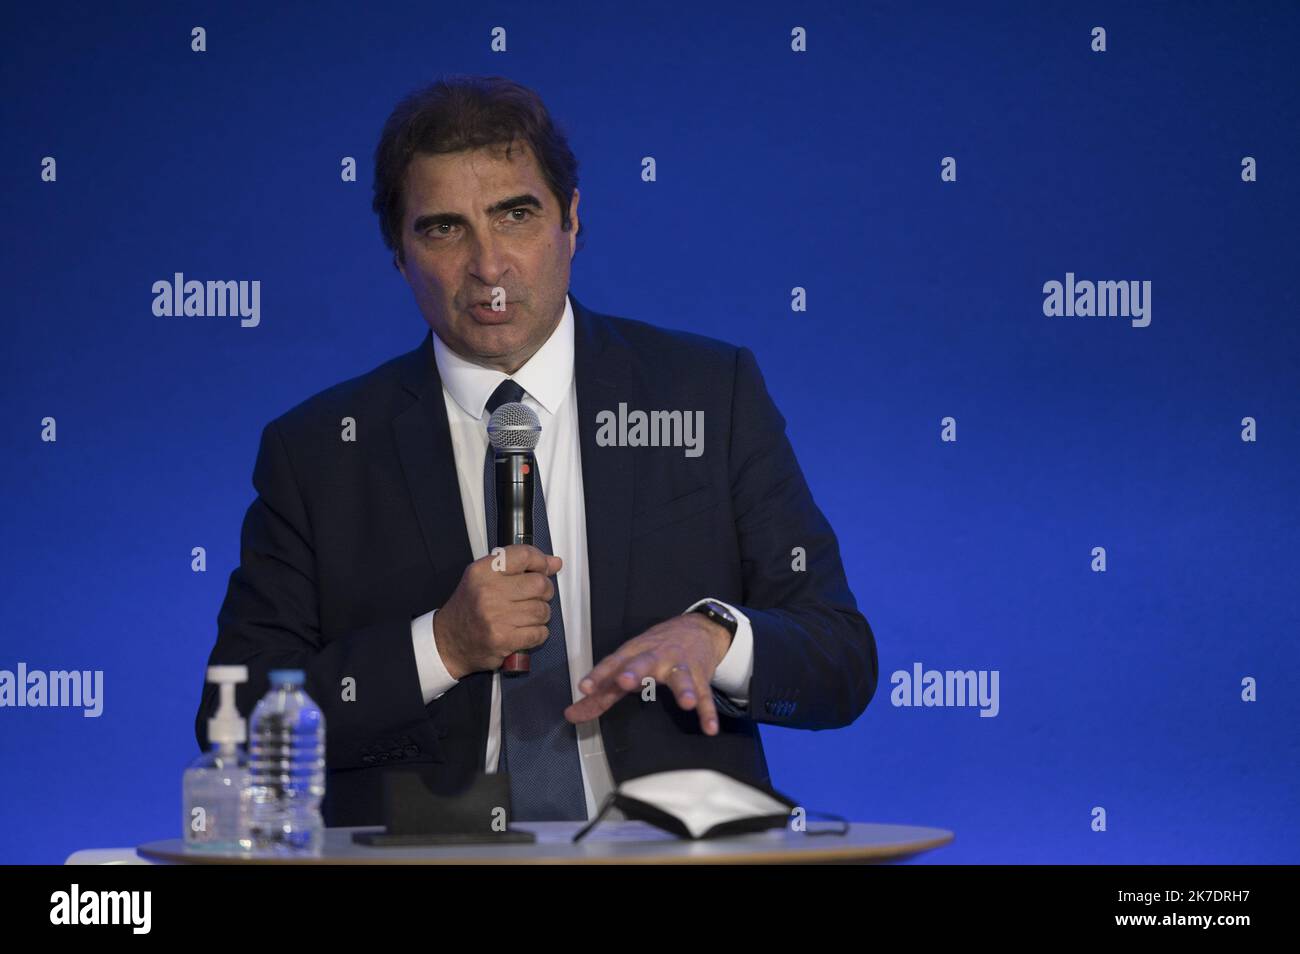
[432,544,562,680]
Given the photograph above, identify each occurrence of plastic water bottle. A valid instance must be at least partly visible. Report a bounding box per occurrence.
[183,665,251,852]
[247,669,325,855]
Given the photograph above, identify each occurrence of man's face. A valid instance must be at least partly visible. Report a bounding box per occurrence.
[395,141,579,374]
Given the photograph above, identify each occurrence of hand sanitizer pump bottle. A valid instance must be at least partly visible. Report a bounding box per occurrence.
[183,665,252,853]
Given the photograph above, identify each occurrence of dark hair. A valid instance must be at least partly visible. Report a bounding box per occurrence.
[371,75,583,265]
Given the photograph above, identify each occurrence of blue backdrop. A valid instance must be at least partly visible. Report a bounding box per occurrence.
[2,0,1297,864]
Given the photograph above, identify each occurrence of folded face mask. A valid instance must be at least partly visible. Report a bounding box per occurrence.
[572,768,799,841]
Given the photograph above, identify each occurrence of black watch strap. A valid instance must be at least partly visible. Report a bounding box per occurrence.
[689,600,738,637]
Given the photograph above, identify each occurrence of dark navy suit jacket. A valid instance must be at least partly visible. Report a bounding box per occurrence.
[196,293,878,825]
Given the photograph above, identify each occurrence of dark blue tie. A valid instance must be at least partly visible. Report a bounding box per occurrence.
[482,378,587,821]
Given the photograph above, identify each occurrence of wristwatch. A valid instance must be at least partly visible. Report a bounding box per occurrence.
[688,600,738,639]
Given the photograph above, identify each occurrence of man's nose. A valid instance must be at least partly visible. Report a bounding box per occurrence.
[468,231,510,287]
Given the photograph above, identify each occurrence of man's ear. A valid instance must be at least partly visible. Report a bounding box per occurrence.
[567,188,581,259]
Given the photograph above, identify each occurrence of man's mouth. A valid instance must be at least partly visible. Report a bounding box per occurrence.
[470,301,514,323]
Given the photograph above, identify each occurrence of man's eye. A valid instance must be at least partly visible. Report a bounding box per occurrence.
[508,208,534,222]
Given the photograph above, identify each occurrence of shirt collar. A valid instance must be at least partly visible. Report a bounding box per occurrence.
[431,293,574,420]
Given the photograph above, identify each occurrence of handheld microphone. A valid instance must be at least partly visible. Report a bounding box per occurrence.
[487,401,543,676]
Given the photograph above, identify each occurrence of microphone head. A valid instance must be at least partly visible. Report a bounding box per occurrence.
[487,401,541,451]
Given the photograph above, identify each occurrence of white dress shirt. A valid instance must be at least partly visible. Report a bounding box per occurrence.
[409,293,755,820]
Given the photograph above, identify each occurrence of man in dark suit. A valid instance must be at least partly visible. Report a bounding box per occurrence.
[196,76,877,826]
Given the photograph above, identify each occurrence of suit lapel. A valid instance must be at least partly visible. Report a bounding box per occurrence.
[570,294,637,664]
[393,329,476,589]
